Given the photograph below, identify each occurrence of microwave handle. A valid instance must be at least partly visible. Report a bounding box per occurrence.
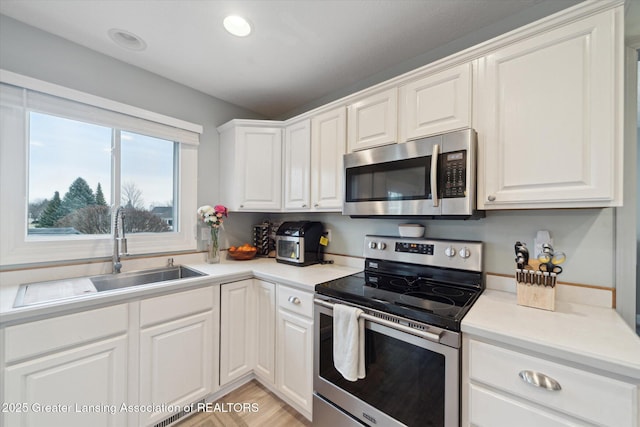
[431,144,439,207]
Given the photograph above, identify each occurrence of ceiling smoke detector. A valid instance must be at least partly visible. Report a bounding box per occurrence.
[108,28,147,51]
[223,15,252,37]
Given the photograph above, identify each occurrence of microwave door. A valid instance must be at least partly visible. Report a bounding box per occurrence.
[343,136,443,216]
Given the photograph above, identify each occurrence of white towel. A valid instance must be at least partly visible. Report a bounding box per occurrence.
[333,303,365,381]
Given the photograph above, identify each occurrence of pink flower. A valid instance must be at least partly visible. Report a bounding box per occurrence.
[214,205,228,217]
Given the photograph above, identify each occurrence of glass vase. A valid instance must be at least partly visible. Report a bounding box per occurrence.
[207,228,220,264]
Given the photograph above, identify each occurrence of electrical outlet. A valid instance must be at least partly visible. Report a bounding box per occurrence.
[326,229,331,243]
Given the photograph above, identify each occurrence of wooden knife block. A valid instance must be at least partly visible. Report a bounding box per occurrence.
[515,260,556,311]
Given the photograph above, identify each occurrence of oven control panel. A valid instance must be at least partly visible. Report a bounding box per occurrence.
[395,242,434,255]
[363,235,482,272]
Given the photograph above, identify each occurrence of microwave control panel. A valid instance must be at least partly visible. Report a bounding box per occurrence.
[442,150,466,198]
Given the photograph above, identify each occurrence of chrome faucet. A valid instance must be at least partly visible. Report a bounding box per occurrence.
[113,206,129,273]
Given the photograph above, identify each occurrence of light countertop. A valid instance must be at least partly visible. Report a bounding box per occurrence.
[462,289,640,380]
[0,257,361,325]
[3,257,639,382]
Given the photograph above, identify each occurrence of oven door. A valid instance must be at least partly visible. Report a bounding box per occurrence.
[313,299,459,427]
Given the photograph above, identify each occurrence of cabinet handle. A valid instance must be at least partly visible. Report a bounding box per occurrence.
[288,296,301,305]
[239,204,244,208]
[302,204,307,208]
[314,203,319,208]
[487,195,496,202]
[518,370,561,391]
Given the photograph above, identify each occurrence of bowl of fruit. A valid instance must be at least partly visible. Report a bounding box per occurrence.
[227,243,258,260]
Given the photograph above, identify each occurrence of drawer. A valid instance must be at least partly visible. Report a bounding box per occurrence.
[4,304,128,363]
[468,339,638,427]
[140,286,214,327]
[277,284,313,318]
[469,384,580,427]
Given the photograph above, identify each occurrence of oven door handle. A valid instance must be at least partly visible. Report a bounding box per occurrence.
[314,298,442,344]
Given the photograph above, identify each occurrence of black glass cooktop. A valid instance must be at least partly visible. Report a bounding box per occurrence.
[315,261,483,331]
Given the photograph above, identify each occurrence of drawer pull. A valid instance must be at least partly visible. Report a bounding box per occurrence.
[288,296,301,305]
[518,370,561,391]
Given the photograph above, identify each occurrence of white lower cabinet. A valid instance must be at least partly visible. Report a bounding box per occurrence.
[276,285,314,418]
[219,279,276,387]
[138,286,217,427]
[469,384,581,427]
[254,279,276,384]
[1,284,220,427]
[463,337,639,427]
[220,279,255,386]
[2,304,129,427]
[218,280,314,419]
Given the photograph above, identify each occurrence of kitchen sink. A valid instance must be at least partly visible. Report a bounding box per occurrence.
[90,266,205,292]
[13,265,206,307]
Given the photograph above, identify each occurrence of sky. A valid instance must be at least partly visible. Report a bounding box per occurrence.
[28,112,174,209]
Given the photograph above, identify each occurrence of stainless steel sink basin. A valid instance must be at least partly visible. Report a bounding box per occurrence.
[13,265,206,307]
[90,266,205,292]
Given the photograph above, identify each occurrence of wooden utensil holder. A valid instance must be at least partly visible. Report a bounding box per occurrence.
[515,260,556,311]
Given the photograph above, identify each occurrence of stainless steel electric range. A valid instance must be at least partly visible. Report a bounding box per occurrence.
[313,235,483,427]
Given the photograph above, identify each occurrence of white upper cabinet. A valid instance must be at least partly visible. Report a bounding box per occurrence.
[399,62,472,142]
[311,107,347,211]
[219,121,282,211]
[283,119,312,211]
[475,6,623,209]
[347,88,398,151]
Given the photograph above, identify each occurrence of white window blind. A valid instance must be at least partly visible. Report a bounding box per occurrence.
[0,83,200,145]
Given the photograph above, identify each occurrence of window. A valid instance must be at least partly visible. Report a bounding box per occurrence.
[0,72,202,266]
[28,114,177,236]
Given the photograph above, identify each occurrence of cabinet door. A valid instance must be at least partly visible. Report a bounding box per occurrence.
[139,311,213,426]
[399,63,471,141]
[284,120,311,210]
[220,279,255,385]
[276,309,313,416]
[347,88,397,152]
[476,8,622,209]
[469,384,580,427]
[254,280,276,384]
[311,107,346,211]
[4,336,128,427]
[236,127,282,211]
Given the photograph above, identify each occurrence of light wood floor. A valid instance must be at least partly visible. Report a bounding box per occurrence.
[175,380,311,427]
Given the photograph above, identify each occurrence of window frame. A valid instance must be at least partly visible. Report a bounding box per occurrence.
[0,70,202,266]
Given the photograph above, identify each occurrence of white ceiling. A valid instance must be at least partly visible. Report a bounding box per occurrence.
[0,0,589,118]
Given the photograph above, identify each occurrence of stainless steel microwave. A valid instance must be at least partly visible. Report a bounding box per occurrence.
[343,128,482,218]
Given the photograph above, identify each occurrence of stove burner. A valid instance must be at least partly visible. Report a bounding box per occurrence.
[432,286,465,298]
[388,275,431,291]
[401,292,455,308]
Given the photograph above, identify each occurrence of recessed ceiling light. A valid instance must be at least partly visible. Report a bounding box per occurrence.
[108,28,147,51]
[223,15,252,37]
